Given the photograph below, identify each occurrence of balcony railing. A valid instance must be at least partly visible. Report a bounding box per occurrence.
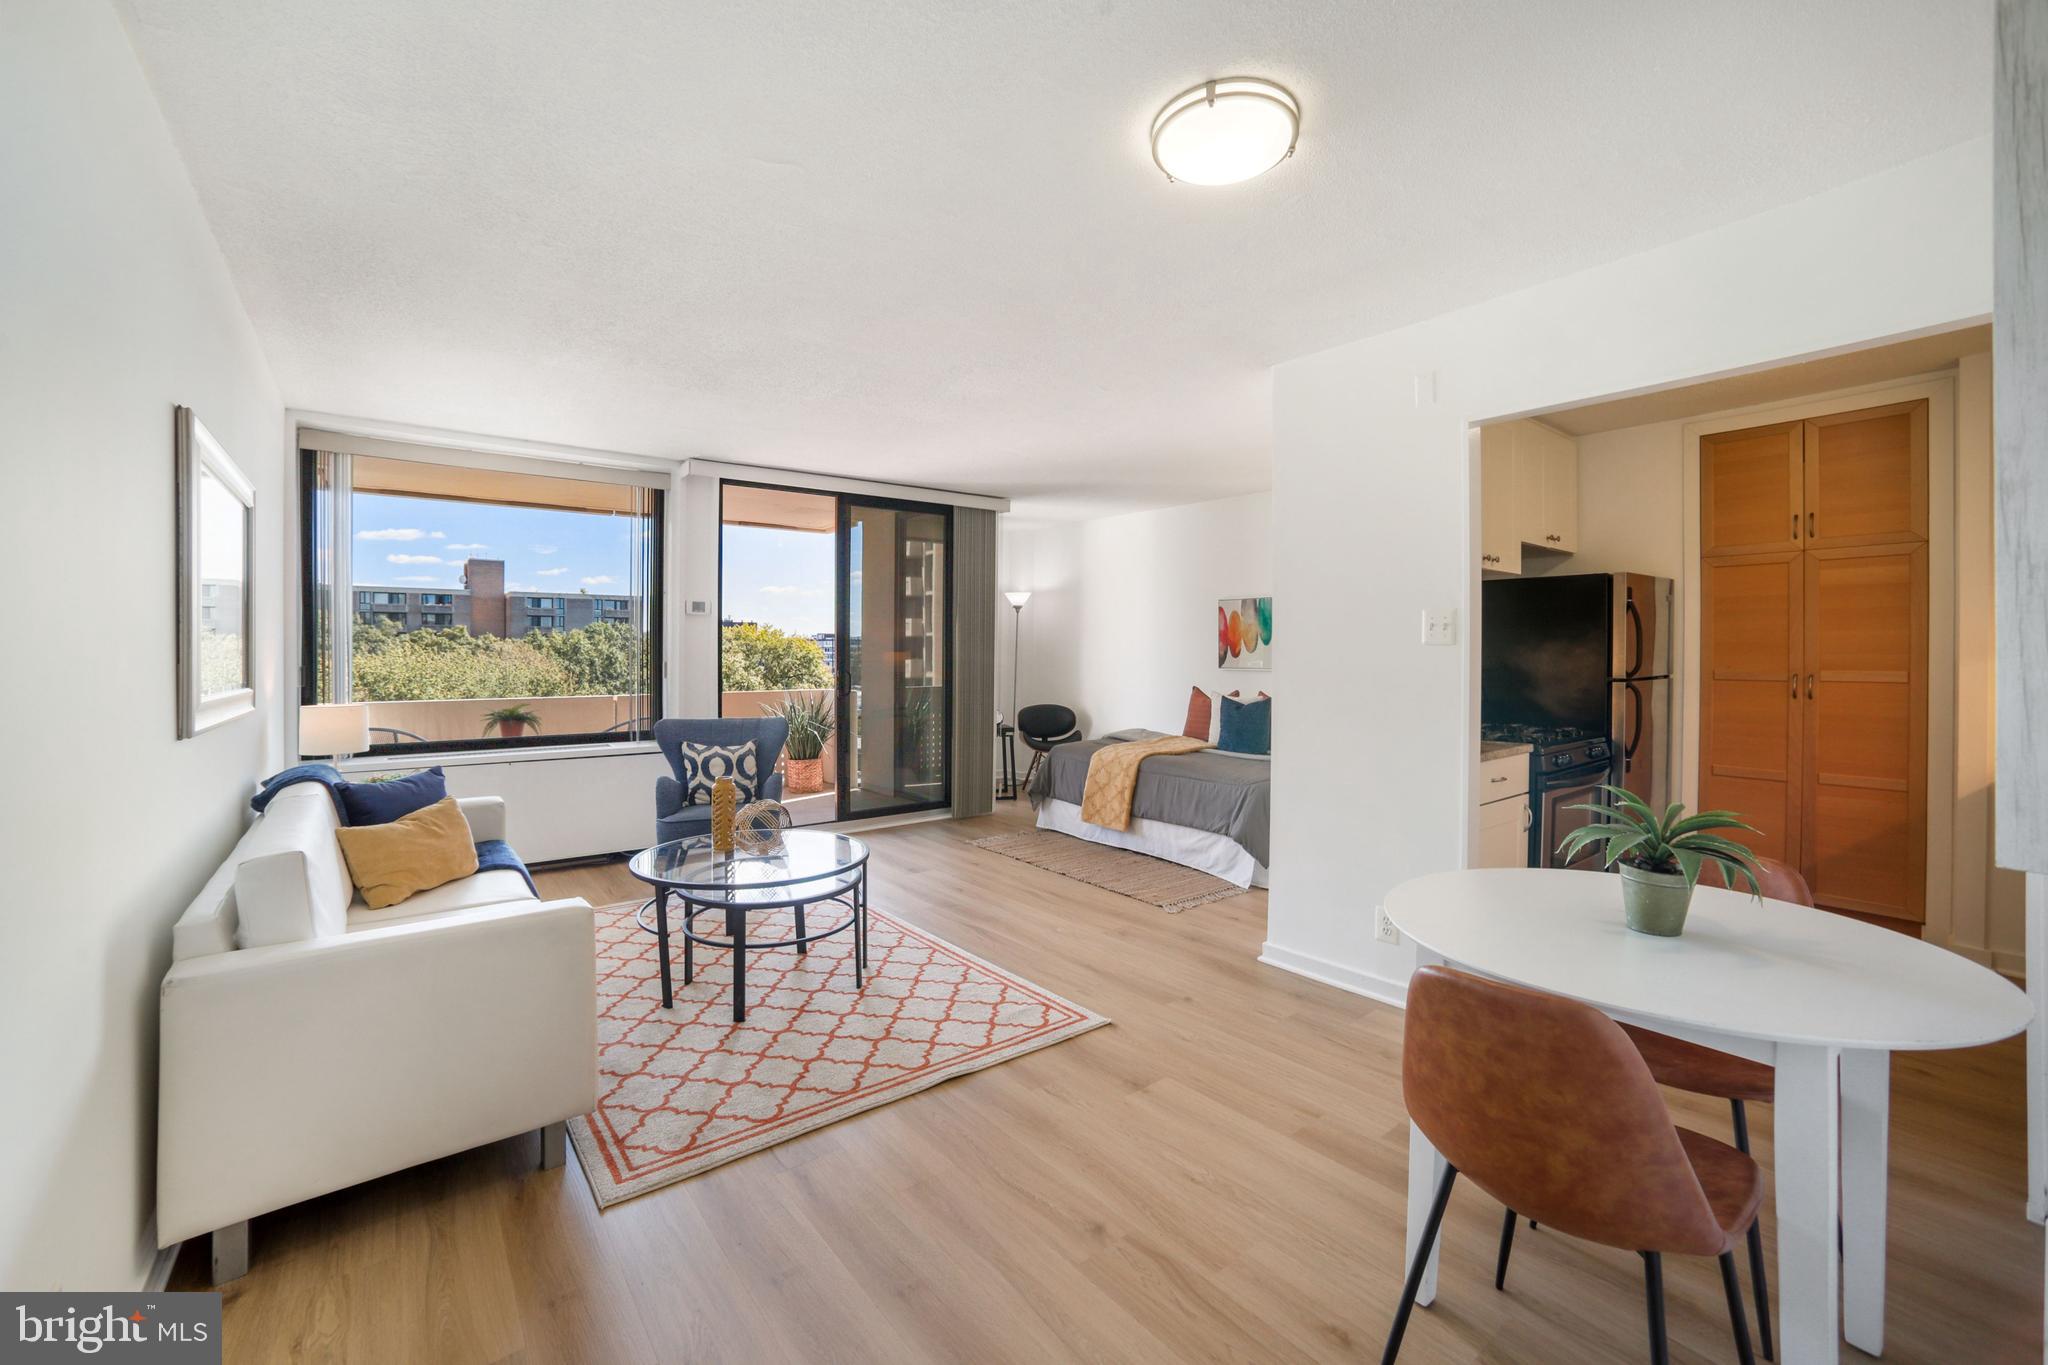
[362,693,652,745]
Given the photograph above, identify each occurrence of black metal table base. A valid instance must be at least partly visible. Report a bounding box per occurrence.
[636,866,869,1023]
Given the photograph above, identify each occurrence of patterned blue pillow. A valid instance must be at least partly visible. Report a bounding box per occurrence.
[678,740,759,805]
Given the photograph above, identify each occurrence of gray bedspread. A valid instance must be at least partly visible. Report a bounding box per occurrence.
[1028,729,1271,866]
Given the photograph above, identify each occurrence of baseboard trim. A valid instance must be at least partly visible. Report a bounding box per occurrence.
[144,1242,180,1292]
[1258,943,1408,1009]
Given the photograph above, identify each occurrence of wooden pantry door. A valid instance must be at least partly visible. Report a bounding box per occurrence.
[1699,551,1804,867]
[1701,421,1803,556]
[1801,543,1928,924]
[1802,401,1928,549]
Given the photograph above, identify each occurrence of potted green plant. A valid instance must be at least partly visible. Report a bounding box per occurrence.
[766,692,835,794]
[482,704,541,739]
[1555,786,1763,937]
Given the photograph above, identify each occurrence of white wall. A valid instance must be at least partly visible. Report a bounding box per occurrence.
[1266,138,1992,1003]
[999,492,1273,742]
[0,0,284,1290]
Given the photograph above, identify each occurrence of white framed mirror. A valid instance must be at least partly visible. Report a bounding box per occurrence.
[176,405,255,737]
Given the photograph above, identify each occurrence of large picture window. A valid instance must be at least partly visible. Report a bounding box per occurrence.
[300,444,664,755]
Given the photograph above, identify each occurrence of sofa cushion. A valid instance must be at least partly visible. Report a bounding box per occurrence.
[338,766,447,826]
[233,782,354,950]
[345,868,538,929]
[677,740,759,804]
[335,798,480,910]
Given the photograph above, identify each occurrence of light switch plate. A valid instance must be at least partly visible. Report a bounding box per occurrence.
[1421,608,1457,646]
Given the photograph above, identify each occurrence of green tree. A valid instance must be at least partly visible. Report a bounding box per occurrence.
[721,622,830,692]
[351,620,575,702]
[526,619,648,695]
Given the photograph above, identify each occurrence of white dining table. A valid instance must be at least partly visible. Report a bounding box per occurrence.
[1384,868,2032,1364]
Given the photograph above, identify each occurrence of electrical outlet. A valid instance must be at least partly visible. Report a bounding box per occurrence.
[1421,608,1457,646]
[1374,905,1400,944]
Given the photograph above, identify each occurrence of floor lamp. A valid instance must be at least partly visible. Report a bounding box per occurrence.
[998,591,1030,799]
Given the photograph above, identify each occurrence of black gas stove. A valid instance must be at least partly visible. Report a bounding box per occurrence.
[1481,722,1613,770]
[1480,722,1617,866]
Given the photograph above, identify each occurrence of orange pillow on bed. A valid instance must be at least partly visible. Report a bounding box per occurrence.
[1185,687,1271,741]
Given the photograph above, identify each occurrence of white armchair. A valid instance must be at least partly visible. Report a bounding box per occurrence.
[157,782,597,1283]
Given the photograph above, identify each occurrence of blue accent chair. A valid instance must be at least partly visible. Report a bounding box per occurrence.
[653,717,790,844]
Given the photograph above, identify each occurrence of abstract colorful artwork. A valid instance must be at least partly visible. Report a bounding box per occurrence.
[1218,596,1273,670]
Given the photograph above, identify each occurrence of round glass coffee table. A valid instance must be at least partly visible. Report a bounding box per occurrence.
[627,831,870,1022]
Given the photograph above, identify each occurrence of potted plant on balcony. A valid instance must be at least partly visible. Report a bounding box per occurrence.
[1555,786,1763,937]
[767,692,835,795]
[482,704,541,739]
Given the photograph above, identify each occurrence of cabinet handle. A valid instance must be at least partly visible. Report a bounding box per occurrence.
[1806,673,1816,700]
[1789,675,1798,699]
[1490,775,1508,784]
[1522,803,1532,831]
[1809,511,1817,538]
[1792,512,1800,540]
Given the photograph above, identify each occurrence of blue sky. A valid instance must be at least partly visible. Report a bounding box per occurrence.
[352,492,647,597]
[353,493,836,634]
[721,526,834,636]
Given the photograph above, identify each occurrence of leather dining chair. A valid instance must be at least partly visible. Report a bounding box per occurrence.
[1614,856,1811,1362]
[1383,965,1762,1365]
[1516,856,1810,1360]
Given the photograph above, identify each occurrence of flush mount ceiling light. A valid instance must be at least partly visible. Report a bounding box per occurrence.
[1149,77,1300,185]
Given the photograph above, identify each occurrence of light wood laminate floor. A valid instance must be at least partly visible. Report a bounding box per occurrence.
[172,805,2042,1362]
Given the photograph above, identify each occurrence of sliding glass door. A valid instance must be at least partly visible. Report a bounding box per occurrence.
[719,482,953,822]
[838,497,952,819]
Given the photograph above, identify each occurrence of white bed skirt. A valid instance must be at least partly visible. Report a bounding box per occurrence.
[1035,798,1270,889]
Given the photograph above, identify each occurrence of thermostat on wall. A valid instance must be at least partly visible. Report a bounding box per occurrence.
[687,599,711,616]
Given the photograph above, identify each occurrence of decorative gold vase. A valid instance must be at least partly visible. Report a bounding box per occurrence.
[711,777,738,853]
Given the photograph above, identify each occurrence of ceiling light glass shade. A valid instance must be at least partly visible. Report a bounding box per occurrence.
[1004,591,1032,608]
[1150,77,1299,185]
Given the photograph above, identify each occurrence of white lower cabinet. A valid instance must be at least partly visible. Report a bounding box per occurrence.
[1477,793,1531,869]
[1476,751,1532,869]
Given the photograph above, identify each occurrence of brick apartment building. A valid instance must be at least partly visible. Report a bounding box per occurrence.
[354,557,638,638]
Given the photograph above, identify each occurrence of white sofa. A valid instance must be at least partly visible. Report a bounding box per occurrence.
[158,781,597,1283]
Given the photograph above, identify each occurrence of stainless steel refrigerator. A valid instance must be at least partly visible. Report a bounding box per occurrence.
[1480,571,1675,809]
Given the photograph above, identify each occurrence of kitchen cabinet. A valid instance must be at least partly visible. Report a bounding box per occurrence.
[1479,420,1578,574]
[1697,400,1928,925]
[1479,425,1521,574]
[1475,749,1532,869]
[1512,419,1578,554]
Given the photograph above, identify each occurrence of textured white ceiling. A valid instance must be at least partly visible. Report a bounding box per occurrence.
[115,1,1989,516]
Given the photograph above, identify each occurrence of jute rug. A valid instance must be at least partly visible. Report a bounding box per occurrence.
[569,898,1108,1207]
[971,829,1252,912]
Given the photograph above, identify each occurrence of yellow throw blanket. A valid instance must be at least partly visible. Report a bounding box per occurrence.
[1080,734,1214,831]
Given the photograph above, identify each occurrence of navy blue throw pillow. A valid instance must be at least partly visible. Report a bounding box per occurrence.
[679,741,759,805]
[339,766,449,825]
[1217,694,1271,756]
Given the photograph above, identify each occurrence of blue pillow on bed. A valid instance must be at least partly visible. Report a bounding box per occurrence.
[338,766,448,825]
[1217,694,1270,756]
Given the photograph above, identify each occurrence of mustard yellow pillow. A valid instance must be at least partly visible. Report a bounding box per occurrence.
[334,797,479,909]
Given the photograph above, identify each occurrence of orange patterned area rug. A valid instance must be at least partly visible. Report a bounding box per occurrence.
[569,898,1109,1207]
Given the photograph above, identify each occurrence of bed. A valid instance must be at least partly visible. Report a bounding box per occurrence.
[1026,728,1271,888]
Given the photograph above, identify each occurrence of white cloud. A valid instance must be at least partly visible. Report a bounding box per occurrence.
[534,566,569,577]
[390,575,445,584]
[446,543,488,551]
[429,531,446,538]
[581,575,617,587]
[358,528,432,541]
[531,544,559,555]
[386,553,445,564]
